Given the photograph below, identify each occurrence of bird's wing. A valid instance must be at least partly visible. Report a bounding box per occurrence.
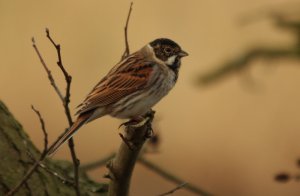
[76,54,155,115]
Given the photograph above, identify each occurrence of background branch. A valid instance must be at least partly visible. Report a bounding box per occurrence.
[81,154,212,196]
[32,38,64,100]
[158,182,187,196]
[139,157,212,196]
[198,14,300,86]
[198,47,299,85]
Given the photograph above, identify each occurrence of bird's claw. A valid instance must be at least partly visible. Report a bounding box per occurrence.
[145,124,154,138]
[119,117,150,129]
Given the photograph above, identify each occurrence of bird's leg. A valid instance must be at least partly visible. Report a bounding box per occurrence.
[118,118,137,129]
[143,110,155,138]
[128,117,149,128]
[118,110,155,150]
[119,110,155,137]
[145,122,154,138]
[119,110,155,128]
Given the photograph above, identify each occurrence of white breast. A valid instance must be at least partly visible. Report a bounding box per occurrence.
[111,66,176,119]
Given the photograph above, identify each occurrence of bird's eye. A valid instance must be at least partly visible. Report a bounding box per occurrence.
[164,47,172,53]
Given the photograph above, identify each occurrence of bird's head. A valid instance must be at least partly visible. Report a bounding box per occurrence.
[149,38,188,70]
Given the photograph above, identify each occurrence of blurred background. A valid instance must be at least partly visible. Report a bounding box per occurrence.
[1,0,300,195]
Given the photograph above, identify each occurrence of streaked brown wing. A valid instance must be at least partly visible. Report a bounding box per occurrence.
[76,55,155,115]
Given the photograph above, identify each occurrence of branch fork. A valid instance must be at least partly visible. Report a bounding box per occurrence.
[108,110,155,196]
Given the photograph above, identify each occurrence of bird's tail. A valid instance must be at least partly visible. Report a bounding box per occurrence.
[47,112,91,156]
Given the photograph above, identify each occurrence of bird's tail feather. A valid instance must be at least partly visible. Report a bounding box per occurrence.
[47,112,91,156]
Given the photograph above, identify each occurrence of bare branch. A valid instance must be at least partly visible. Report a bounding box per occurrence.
[66,139,81,196]
[31,105,48,151]
[79,153,212,195]
[198,47,299,85]
[44,28,80,196]
[6,106,49,196]
[121,2,133,60]
[32,37,64,101]
[45,28,73,125]
[138,157,212,196]
[158,182,187,196]
[45,28,72,86]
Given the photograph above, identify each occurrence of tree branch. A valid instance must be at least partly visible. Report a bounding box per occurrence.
[198,47,300,85]
[107,111,155,196]
[198,11,300,86]
[82,3,212,195]
[158,182,187,196]
[44,28,81,196]
[45,28,73,125]
[139,157,212,196]
[32,38,64,101]
[32,30,81,196]
[31,106,49,152]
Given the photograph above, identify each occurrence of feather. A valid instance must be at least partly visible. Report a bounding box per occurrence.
[76,52,155,115]
[47,112,93,156]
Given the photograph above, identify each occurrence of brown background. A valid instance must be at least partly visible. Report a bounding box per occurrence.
[1,0,300,195]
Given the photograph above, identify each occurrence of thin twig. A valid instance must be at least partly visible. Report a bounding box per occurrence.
[6,106,49,196]
[45,28,72,86]
[32,37,64,101]
[138,157,212,196]
[26,150,75,186]
[121,2,133,60]
[45,28,81,196]
[158,182,188,196]
[31,105,48,151]
[67,138,81,196]
[45,28,73,124]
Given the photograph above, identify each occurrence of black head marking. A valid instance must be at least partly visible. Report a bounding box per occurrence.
[149,38,188,79]
[150,38,182,61]
[150,38,180,49]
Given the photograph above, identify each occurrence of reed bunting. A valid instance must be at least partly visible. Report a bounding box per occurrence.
[47,38,188,155]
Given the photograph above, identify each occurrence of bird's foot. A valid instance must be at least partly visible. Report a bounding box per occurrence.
[119,110,155,129]
[119,118,140,129]
[118,110,156,149]
[144,123,154,138]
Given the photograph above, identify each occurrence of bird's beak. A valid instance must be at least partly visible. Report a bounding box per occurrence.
[178,50,188,57]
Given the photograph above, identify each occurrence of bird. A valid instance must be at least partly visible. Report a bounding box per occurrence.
[47,38,188,156]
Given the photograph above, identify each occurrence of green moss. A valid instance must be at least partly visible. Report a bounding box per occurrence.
[0,100,107,196]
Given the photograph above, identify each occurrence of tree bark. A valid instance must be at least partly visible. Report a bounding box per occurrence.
[0,100,107,196]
